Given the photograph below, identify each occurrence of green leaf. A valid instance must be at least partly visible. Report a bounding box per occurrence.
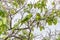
[57,10,60,17]
[28,4,33,9]
[35,13,41,21]
[41,0,46,7]
[10,9,16,15]
[53,18,57,25]
[47,21,52,25]
[34,0,46,12]
[12,1,19,8]
[22,30,28,35]
[24,8,30,13]
[0,19,3,26]
[46,17,53,25]
[34,2,41,9]
[56,36,60,40]
[40,26,44,31]
[52,2,55,5]
[0,24,8,35]
[14,0,25,5]
[2,17,7,24]
[0,9,7,17]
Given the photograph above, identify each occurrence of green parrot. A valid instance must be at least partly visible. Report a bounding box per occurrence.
[21,13,32,24]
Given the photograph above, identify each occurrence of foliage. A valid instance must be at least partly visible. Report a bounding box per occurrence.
[0,0,60,40]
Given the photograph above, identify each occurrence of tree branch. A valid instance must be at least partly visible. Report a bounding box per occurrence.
[8,27,29,30]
